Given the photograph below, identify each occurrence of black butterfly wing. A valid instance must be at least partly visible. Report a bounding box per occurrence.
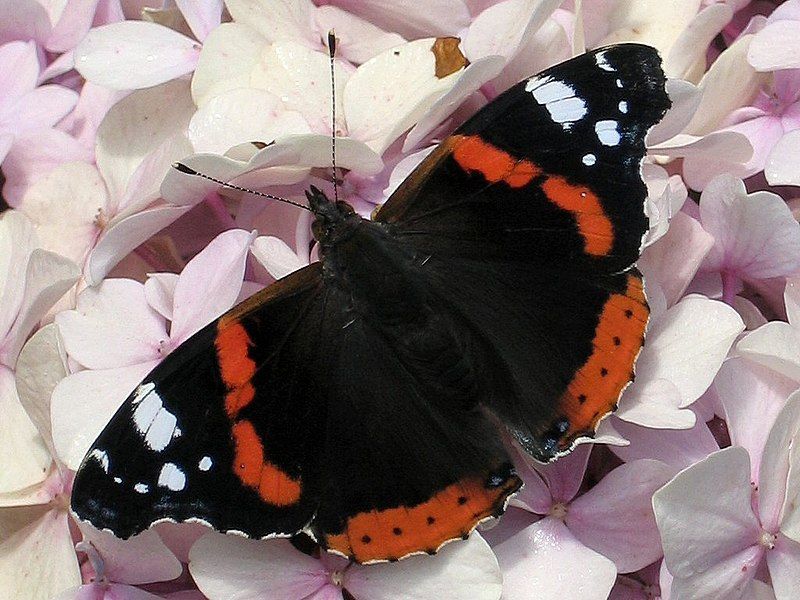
[72,264,327,539]
[376,44,669,460]
[72,259,521,563]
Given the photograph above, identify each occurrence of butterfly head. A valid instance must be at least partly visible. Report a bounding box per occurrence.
[307,185,360,249]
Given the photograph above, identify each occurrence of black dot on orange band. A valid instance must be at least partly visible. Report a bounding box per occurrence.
[613,336,621,346]
[361,535,371,544]
[578,394,587,404]
[624,309,633,318]
[393,527,402,536]
[600,367,608,377]
[427,516,436,524]
[457,496,468,505]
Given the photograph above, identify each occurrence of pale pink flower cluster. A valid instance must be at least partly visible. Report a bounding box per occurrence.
[1,1,799,599]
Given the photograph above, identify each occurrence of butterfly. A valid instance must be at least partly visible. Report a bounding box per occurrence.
[71,43,670,564]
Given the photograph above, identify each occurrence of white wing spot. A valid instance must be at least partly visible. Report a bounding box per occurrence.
[616,78,623,88]
[113,477,122,484]
[131,382,155,405]
[527,77,587,129]
[595,120,621,146]
[132,385,178,451]
[618,101,628,113]
[582,153,597,166]
[596,52,615,72]
[199,456,213,471]
[158,462,187,491]
[89,449,109,473]
[134,483,149,494]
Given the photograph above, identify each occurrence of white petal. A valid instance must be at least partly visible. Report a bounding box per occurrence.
[765,130,800,187]
[0,210,38,341]
[568,460,674,573]
[191,22,267,108]
[189,534,328,600]
[160,153,249,207]
[493,516,617,600]
[344,38,466,154]
[75,21,200,90]
[653,447,761,579]
[767,536,800,600]
[635,295,744,407]
[403,56,505,152]
[663,4,733,81]
[96,78,194,205]
[0,249,79,368]
[646,79,702,146]
[78,523,182,585]
[86,205,192,286]
[188,88,311,154]
[758,391,800,532]
[144,273,179,322]
[737,322,800,383]
[748,21,800,71]
[251,236,307,280]
[247,134,383,176]
[345,533,501,600]
[715,358,798,481]
[250,41,351,135]
[174,0,222,41]
[616,378,696,429]
[326,0,471,39]
[51,362,158,470]
[0,367,51,494]
[55,279,167,369]
[170,229,255,344]
[14,324,67,458]
[668,544,763,600]
[0,509,80,600]
[225,0,317,46]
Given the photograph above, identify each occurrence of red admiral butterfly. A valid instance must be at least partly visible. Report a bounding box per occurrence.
[72,43,670,564]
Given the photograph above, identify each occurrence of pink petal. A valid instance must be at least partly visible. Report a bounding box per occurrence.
[1,85,79,134]
[45,0,101,53]
[326,0,471,38]
[0,509,81,599]
[767,535,800,600]
[78,524,182,585]
[715,358,797,483]
[653,447,761,579]
[95,79,194,204]
[154,521,209,563]
[187,88,311,154]
[1,128,94,207]
[568,460,673,573]
[765,130,800,187]
[174,0,222,41]
[748,20,800,71]
[493,516,617,600]
[55,583,165,600]
[189,534,329,600]
[144,273,179,322]
[0,41,38,107]
[641,163,688,247]
[610,414,718,471]
[75,21,200,90]
[647,79,701,146]
[0,366,51,494]
[533,442,591,504]
[699,174,800,280]
[169,229,255,345]
[508,448,553,515]
[345,534,502,600]
[55,279,167,369]
[758,391,800,532]
[0,1,52,46]
[721,115,785,176]
[315,6,405,65]
[639,212,713,307]
[0,210,37,340]
[58,81,127,158]
[86,205,192,286]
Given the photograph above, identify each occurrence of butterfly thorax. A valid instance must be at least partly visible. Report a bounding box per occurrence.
[307,186,362,252]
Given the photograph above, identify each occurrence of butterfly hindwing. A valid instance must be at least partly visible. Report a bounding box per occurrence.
[377,44,668,460]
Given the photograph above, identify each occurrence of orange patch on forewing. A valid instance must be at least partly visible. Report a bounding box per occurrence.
[557,273,649,446]
[231,420,302,507]
[452,135,541,188]
[540,176,614,256]
[324,473,521,563]
[215,321,257,418]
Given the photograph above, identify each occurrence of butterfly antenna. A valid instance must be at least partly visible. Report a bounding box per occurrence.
[328,30,339,204]
[172,162,312,212]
